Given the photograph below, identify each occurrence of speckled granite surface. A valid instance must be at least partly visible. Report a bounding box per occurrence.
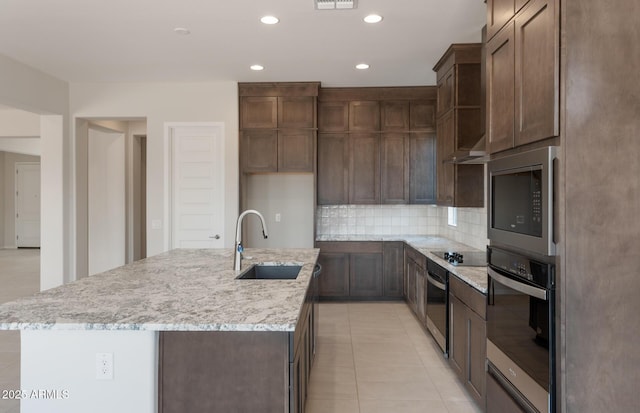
[0,248,319,332]
[316,234,488,293]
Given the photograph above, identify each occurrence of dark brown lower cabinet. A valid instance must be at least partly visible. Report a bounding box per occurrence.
[383,242,404,297]
[404,246,427,323]
[159,282,317,413]
[449,276,487,406]
[316,241,403,300]
[159,331,288,412]
[349,253,383,297]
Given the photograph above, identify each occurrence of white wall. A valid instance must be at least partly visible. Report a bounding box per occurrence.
[0,153,4,247]
[88,129,126,275]
[245,174,315,248]
[21,330,157,413]
[0,107,40,137]
[0,53,70,290]
[0,138,41,156]
[70,82,239,263]
[2,152,41,248]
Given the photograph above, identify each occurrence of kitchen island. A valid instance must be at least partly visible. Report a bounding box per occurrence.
[0,248,320,413]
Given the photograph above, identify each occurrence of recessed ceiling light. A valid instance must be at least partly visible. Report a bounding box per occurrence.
[173,27,191,35]
[364,14,383,23]
[250,64,265,71]
[260,15,279,24]
[356,63,370,70]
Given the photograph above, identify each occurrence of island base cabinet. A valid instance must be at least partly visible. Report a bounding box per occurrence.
[159,331,290,413]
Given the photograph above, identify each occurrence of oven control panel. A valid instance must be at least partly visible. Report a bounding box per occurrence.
[488,247,553,288]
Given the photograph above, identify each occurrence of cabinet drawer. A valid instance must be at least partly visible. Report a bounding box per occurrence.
[405,246,426,269]
[316,241,383,254]
[450,275,486,319]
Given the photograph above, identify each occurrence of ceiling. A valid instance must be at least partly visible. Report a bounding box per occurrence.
[0,0,486,87]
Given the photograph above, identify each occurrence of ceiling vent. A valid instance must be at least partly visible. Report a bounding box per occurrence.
[315,0,357,10]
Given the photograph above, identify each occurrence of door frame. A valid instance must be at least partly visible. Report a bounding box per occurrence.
[14,161,41,248]
[164,122,226,251]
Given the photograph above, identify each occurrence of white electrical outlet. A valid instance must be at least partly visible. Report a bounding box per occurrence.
[96,352,113,380]
[275,213,281,222]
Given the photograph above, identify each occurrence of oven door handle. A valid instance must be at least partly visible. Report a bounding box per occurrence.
[488,267,547,300]
[426,273,446,291]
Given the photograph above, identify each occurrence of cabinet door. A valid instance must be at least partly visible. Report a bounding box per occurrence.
[409,133,436,204]
[278,130,314,172]
[241,97,278,129]
[317,252,349,298]
[318,101,349,132]
[467,308,487,404]
[381,133,409,204]
[416,267,427,324]
[410,101,436,132]
[383,242,404,298]
[406,259,417,312]
[514,0,559,147]
[241,130,278,173]
[349,133,380,204]
[349,101,380,131]
[381,101,410,131]
[291,346,304,413]
[317,133,349,204]
[349,253,383,297]
[487,21,516,154]
[436,112,455,205]
[487,0,516,40]
[436,69,455,117]
[278,96,315,129]
[449,293,466,380]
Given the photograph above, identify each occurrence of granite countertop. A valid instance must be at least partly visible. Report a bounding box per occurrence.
[0,248,319,332]
[316,234,488,293]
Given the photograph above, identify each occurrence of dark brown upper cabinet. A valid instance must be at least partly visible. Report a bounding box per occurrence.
[349,101,380,131]
[410,101,436,132]
[241,97,277,129]
[433,44,484,207]
[239,82,319,174]
[318,101,349,132]
[278,96,315,129]
[381,101,410,131]
[486,0,559,154]
[487,22,515,153]
[409,133,437,204]
[317,87,437,205]
[278,130,314,173]
[317,133,349,205]
[349,133,380,204]
[381,133,410,204]
[487,0,530,40]
[514,0,559,147]
[241,130,278,173]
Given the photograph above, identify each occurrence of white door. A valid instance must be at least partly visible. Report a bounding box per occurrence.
[171,124,225,248]
[15,162,41,248]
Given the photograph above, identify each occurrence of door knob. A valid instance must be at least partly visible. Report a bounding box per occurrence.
[209,234,220,239]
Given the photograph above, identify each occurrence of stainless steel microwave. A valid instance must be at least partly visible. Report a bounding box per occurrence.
[488,146,557,257]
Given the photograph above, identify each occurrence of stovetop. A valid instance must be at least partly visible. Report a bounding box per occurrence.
[430,250,487,267]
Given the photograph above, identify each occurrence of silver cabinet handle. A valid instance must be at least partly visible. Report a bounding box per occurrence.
[209,234,220,239]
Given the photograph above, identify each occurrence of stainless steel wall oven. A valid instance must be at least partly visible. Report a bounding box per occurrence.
[486,246,556,413]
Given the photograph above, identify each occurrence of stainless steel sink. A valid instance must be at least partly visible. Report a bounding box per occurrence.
[236,264,302,280]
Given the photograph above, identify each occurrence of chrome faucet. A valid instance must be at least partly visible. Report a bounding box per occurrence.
[234,209,268,271]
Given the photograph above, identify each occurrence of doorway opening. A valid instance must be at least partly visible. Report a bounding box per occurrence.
[76,118,147,277]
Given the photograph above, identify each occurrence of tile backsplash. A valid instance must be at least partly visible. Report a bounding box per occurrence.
[317,205,488,250]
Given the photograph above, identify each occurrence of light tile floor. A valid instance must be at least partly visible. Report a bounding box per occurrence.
[0,249,40,413]
[307,302,483,413]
